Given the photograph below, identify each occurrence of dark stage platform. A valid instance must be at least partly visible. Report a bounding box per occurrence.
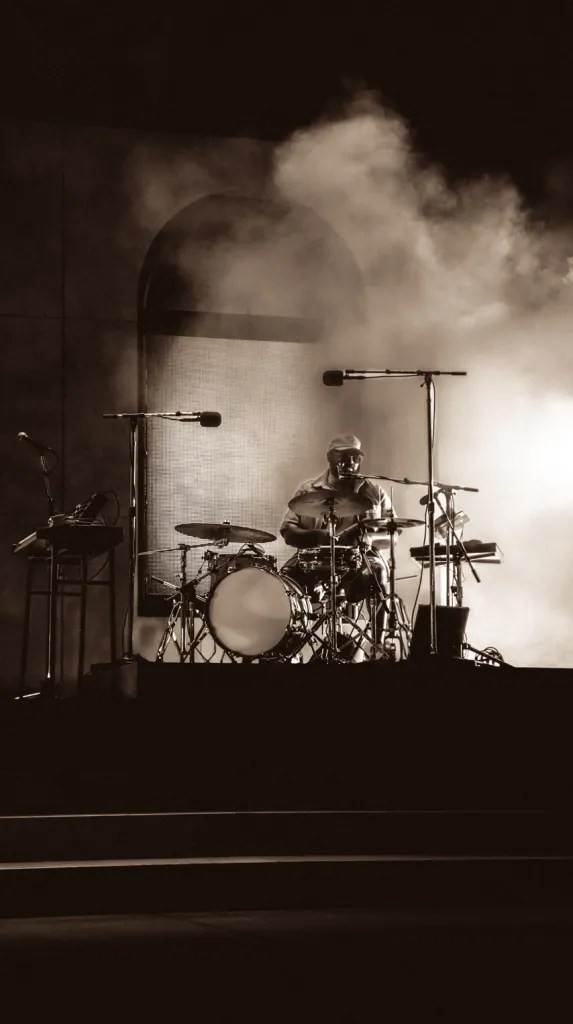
[4,657,573,814]
[2,659,573,1012]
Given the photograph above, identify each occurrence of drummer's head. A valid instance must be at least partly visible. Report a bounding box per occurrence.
[327,435,364,479]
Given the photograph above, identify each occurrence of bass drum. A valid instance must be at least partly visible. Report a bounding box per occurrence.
[206,566,311,659]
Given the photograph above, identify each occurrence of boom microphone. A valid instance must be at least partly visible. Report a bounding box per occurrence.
[17,432,56,454]
[198,411,222,427]
[322,370,345,386]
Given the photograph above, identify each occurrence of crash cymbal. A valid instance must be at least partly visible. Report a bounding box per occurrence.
[288,488,372,518]
[361,516,424,531]
[175,522,277,543]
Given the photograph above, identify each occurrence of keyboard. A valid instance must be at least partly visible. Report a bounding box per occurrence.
[409,541,503,565]
[13,523,123,558]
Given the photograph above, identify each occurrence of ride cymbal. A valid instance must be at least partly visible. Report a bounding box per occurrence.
[175,522,277,543]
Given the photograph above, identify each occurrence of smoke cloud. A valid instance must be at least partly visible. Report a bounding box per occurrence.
[127,96,573,667]
[273,95,573,667]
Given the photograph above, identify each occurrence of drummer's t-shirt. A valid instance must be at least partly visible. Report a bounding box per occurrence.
[279,468,393,539]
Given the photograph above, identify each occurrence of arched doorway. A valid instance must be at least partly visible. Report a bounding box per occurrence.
[138,193,364,613]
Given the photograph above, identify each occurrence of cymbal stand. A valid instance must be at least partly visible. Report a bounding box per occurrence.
[326,499,339,661]
[358,531,411,661]
[382,517,401,656]
[156,580,209,664]
[178,544,190,662]
[152,541,218,664]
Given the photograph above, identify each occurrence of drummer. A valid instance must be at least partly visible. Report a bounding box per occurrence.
[280,434,394,554]
[280,433,398,642]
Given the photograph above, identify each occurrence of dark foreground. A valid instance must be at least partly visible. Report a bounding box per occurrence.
[1,658,573,1017]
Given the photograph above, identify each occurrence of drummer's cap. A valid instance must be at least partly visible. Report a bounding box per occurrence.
[327,434,363,456]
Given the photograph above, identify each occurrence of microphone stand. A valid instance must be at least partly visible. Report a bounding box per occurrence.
[102,410,220,662]
[39,454,56,518]
[330,369,467,656]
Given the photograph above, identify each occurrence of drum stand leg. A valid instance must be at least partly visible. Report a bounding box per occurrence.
[326,508,339,662]
[156,591,213,664]
[156,598,183,662]
[286,600,363,663]
[358,547,413,662]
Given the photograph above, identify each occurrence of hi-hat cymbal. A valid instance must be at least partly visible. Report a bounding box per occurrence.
[361,516,424,531]
[175,522,277,543]
[288,488,372,518]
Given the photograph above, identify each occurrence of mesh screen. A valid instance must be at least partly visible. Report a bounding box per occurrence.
[142,334,342,601]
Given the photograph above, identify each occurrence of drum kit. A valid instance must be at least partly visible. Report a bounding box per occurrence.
[141,493,424,665]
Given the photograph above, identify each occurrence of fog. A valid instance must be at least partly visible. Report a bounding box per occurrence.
[273,97,573,666]
[128,96,573,666]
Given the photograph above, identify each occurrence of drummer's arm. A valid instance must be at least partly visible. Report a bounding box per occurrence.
[380,487,402,537]
[380,488,394,516]
[280,519,328,549]
[280,501,328,549]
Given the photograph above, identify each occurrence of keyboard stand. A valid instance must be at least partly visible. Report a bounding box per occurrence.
[17,531,122,698]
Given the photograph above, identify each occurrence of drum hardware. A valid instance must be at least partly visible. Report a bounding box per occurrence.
[175,520,277,544]
[322,510,419,662]
[143,541,212,664]
[374,510,410,660]
[138,539,216,662]
[462,643,511,668]
[148,574,178,591]
[280,552,384,665]
[288,488,373,662]
[155,571,212,665]
[138,541,216,557]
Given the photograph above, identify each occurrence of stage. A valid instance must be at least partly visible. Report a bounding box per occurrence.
[6,657,573,813]
[2,658,573,1012]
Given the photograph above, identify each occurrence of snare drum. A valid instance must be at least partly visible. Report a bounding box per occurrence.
[207,565,311,658]
[296,545,361,576]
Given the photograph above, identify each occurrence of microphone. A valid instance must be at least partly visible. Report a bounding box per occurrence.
[17,432,56,454]
[198,411,221,427]
[174,411,222,426]
[322,370,345,387]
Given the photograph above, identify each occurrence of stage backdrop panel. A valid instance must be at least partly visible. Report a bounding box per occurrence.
[140,333,351,608]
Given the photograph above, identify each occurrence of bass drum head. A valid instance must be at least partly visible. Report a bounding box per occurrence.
[207,566,295,657]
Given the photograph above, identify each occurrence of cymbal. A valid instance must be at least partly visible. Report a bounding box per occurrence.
[288,488,372,518]
[361,517,424,531]
[175,522,277,543]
